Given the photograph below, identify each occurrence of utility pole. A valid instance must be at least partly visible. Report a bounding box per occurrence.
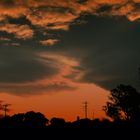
[92,111,94,120]
[83,101,88,119]
[0,101,3,118]
[0,100,3,110]
[2,104,11,117]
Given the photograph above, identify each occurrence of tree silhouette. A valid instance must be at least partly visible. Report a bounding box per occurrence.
[24,111,49,127]
[50,117,65,127]
[11,113,25,127]
[103,84,140,121]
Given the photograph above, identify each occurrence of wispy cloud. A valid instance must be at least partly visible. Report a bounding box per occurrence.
[0,82,75,96]
[0,48,60,83]
[0,37,11,41]
[40,39,59,46]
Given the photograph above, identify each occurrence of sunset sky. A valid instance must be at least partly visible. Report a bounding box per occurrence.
[0,0,140,121]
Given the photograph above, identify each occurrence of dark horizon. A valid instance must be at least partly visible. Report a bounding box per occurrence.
[0,0,140,122]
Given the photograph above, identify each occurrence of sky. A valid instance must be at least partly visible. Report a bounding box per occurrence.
[0,0,140,121]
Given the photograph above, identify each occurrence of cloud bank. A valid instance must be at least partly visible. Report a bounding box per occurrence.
[0,0,140,40]
[0,0,140,96]
[60,15,140,90]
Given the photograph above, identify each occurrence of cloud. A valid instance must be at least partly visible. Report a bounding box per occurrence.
[47,24,69,30]
[26,9,78,31]
[0,37,11,41]
[10,43,20,46]
[0,47,78,96]
[0,23,34,39]
[0,1,140,20]
[0,16,5,21]
[0,1,140,30]
[0,47,60,83]
[59,15,140,90]
[0,0,140,42]
[0,1,27,20]
[0,45,79,95]
[0,82,75,96]
[40,39,59,46]
[0,0,140,95]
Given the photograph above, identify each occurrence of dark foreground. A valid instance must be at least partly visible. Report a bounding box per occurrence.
[1,121,140,140]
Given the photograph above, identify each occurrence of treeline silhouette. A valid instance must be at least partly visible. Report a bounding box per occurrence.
[0,110,140,130]
[0,111,139,139]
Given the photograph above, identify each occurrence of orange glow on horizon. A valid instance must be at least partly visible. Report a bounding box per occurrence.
[0,83,109,122]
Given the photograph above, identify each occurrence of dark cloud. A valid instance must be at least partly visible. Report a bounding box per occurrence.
[0,0,15,6]
[59,15,140,89]
[0,46,59,83]
[0,82,76,96]
[96,5,112,14]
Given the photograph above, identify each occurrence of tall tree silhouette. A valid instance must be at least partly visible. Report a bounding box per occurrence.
[103,84,140,121]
